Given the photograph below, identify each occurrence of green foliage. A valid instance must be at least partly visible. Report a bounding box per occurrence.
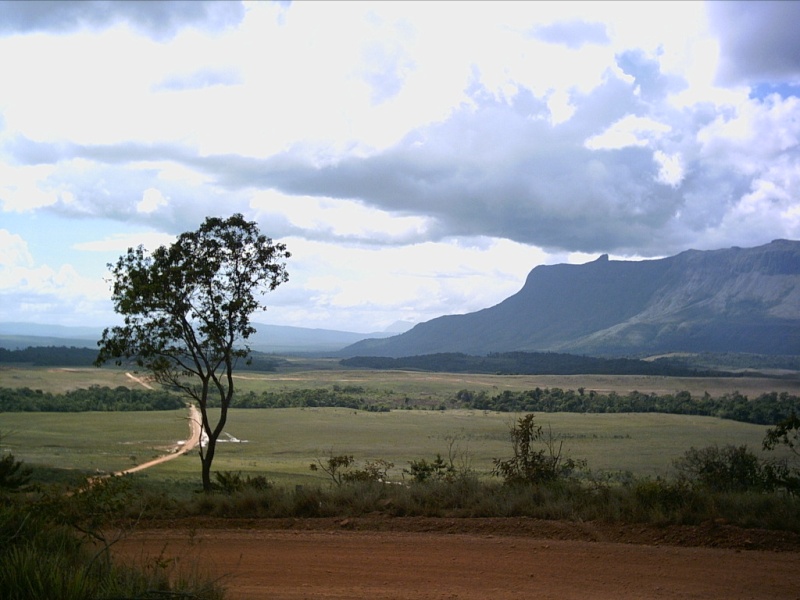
[341,351,723,376]
[0,478,224,599]
[762,412,800,493]
[458,388,800,425]
[310,453,395,486]
[0,346,99,367]
[0,434,31,490]
[96,213,290,491]
[213,470,273,493]
[310,454,355,486]
[404,454,456,483]
[763,411,800,456]
[673,444,776,493]
[0,385,183,412]
[344,459,394,483]
[492,414,585,485]
[231,386,389,411]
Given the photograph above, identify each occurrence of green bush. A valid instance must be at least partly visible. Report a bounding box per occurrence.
[492,414,585,485]
[213,470,273,494]
[0,433,32,490]
[0,475,225,600]
[673,444,775,493]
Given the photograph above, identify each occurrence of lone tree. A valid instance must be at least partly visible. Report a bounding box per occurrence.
[96,214,290,491]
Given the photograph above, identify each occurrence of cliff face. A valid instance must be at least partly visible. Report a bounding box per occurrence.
[341,239,800,357]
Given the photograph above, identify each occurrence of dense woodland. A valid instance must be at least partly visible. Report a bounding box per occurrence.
[1,384,797,426]
[0,386,183,412]
[340,351,731,376]
[0,346,98,366]
[0,345,284,371]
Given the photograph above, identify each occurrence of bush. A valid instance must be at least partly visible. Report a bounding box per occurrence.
[0,479,225,599]
[404,454,455,483]
[492,414,585,485]
[212,470,273,494]
[673,444,775,493]
[0,449,32,491]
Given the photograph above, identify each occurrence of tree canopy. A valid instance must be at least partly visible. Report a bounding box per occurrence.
[96,214,290,490]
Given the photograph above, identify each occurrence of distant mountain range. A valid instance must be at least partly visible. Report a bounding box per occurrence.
[340,239,800,358]
[4,240,798,359]
[0,321,412,354]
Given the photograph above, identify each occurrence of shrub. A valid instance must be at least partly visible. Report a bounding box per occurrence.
[673,444,775,493]
[0,434,32,491]
[404,454,455,483]
[0,481,225,599]
[213,470,272,494]
[344,459,394,483]
[492,414,585,485]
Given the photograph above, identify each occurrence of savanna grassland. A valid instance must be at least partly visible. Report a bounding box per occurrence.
[2,362,798,484]
[4,362,800,600]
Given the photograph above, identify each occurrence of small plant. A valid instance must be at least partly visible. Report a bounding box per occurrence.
[310,454,355,486]
[492,414,584,485]
[344,459,394,483]
[0,433,32,491]
[311,453,395,485]
[404,454,455,483]
[213,470,272,494]
[763,412,800,494]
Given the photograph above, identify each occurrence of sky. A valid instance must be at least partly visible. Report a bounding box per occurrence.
[1,1,799,334]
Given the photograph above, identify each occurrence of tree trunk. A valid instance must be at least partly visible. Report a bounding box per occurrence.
[201,437,216,492]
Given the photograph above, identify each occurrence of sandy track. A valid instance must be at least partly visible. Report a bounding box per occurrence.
[113,404,202,476]
[114,524,800,600]
[125,371,155,390]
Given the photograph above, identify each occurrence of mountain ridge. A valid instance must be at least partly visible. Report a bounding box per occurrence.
[340,239,800,358]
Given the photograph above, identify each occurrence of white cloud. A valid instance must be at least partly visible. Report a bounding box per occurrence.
[259,235,553,331]
[73,232,177,253]
[0,229,34,267]
[653,151,684,187]
[585,115,671,150]
[136,188,168,214]
[0,1,798,331]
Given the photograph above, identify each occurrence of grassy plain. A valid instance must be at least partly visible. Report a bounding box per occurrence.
[4,361,800,397]
[2,363,797,488]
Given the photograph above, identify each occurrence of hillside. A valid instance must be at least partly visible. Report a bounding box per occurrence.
[341,239,800,358]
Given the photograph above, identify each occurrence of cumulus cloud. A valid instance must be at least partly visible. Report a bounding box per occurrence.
[709,1,800,86]
[0,0,245,40]
[0,229,113,325]
[1,1,799,331]
[0,229,34,267]
[530,19,609,49]
[153,67,243,91]
[73,231,177,253]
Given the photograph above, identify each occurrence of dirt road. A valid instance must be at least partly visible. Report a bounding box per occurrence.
[113,402,202,476]
[114,519,800,600]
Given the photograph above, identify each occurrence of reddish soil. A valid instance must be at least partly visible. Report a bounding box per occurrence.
[113,517,800,599]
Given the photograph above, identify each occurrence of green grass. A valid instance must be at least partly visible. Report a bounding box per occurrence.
[2,407,780,486]
[1,410,194,476]
[4,363,800,398]
[2,364,796,488]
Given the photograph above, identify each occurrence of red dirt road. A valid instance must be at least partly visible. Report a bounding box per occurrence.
[114,519,800,600]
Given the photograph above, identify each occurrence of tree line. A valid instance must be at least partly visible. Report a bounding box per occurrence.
[3,383,796,427]
[0,386,184,412]
[340,351,732,377]
[456,388,800,425]
[0,345,284,371]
